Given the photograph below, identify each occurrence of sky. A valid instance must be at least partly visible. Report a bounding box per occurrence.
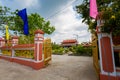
[0,0,91,44]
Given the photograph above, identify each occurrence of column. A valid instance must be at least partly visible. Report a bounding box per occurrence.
[12,36,19,57]
[0,38,5,47]
[12,36,19,46]
[96,12,116,80]
[34,29,44,62]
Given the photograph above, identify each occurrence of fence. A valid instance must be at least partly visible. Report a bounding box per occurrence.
[0,30,52,70]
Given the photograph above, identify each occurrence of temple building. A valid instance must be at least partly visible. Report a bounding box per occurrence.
[61,39,78,47]
[81,42,92,47]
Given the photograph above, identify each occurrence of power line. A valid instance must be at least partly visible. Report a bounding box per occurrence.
[45,0,80,20]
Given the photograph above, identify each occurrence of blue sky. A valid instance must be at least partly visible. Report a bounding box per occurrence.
[0,0,91,44]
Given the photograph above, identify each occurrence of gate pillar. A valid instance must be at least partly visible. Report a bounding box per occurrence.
[96,12,116,80]
[12,36,19,46]
[0,38,5,47]
[11,36,19,57]
[34,30,44,62]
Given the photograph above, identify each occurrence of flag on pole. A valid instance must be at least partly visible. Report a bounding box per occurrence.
[5,25,9,40]
[18,8,29,35]
[90,0,98,19]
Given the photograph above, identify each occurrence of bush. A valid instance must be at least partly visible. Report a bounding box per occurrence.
[64,48,69,53]
[74,45,84,56]
[52,47,65,55]
[72,45,92,56]
[83,47,92,56]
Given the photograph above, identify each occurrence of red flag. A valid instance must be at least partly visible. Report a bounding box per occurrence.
[90,0,98,19]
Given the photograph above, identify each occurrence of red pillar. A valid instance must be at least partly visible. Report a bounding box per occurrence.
[96,13,117,80]
[0,38,5,47]
[12,36,19,46]
[98,33,116,80]
[11,36,19,57]
[34,30,44,62]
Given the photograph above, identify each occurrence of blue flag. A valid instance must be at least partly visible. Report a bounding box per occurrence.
[18,8,29,35]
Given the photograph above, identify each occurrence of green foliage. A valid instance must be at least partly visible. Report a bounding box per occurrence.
[76,0,120,35]
[1,50,11,56]
[101,7,120,35]
[14,13,55,44]
[0,6,12,25]
[13,13,55,35]
[0,6,55,43]
[52,47,65,55]
[64,48,69,53]
[84,47,92,56]
[75,45,84,55]
[18,35,34,44]
[52,43,92,56]
[52,43,65,55]
[71,45,92,56]
[0,6,14,36]
[52,42,61,50]
[89,21,97,33]
[69,46,76,53]
[15,50,34,59]
[76,0,91,25]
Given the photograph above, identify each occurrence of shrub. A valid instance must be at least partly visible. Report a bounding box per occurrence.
[52,47,64,55]
[74,45,84,55]
[72,45,92,56]
[64,48,69,53]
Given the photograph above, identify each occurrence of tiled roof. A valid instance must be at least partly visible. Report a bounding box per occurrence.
[12,36,19,39]
[35,29,44,34]
[62,39,77,44]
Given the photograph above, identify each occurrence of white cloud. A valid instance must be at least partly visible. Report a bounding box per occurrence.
[1,0,91,44]
[48,4,91,44]
[15,0,40,9]
[1,0,40,10]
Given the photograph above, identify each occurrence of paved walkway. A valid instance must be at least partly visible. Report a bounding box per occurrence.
[0,55,98,80]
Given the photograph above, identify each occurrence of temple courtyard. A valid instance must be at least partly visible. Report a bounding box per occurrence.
[0,55,97,80]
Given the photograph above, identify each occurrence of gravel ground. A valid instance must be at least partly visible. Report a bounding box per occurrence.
[0,55,98,80]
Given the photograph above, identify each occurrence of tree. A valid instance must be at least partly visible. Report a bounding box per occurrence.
[13,12,55,35]
[0,6,15,42]
[75,0,120,35]
[0,6,14,31]
[13,12,55,43]
[52,42,61,50]
[0,6,55,43]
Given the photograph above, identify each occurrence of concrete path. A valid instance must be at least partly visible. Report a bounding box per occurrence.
[0,55,98,80]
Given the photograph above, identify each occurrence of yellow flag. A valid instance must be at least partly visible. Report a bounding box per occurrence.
[5,25,9,40]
